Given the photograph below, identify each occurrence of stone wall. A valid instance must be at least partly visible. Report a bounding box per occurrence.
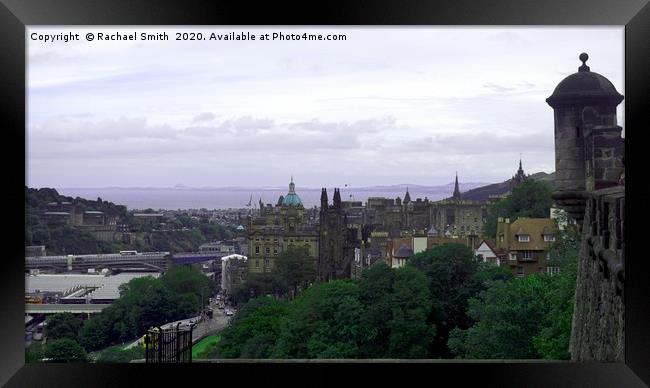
[570,186,625,361]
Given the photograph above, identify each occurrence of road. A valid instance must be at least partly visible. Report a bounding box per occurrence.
[192,299,232,343]
[123,298,234,350]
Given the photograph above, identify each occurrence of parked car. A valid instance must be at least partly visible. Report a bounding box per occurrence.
[225,310,233,316]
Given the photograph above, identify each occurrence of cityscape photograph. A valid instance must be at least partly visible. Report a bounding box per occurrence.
[25,27,625,363]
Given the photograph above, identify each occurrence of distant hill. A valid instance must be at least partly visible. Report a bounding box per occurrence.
[456,172,555,202]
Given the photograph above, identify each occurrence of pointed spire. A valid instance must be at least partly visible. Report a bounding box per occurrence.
[453,172,461,200]
[404,185,411,204]
[320,188,328,211]
[333,188,341,209]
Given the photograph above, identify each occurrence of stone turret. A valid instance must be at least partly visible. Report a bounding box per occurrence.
[548,53,625,362]
[546,53,624,223]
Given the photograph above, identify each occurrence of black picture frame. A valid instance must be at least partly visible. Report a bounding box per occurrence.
[2,0,648,386]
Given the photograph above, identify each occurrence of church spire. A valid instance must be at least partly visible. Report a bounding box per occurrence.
[333,188,341,209]
[404,185,411,204]
[453,172,461,200]
[321,188,328,211]
[512,156,527,189]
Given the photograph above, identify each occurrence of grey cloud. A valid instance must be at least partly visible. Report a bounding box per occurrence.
[224,116,274,131]
[396,131,553,155]
[31,117,177,142]
[288,116,398,134]
[29,115,383,161]
[191,112,216,124]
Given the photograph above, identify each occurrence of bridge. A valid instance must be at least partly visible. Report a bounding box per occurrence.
[171,252,225,265]
[25,303,109,314]
[26,251,227,272]
[26,251,170,272]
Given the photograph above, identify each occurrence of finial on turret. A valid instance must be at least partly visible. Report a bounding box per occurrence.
[578,52,590,72]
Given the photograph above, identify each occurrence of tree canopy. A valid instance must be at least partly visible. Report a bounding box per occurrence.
[448,220,580,360]
[45,313,84,342]
[483,180,553,238]
[42,338,88,363]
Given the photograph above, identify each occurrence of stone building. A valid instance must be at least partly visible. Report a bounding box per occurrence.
[318,188,362,281]
[546,53,625,361]
[430,173,485,247]
[43,201,83,226]
[221,254,248,297]
[247,178,319,274]
[495,217,557,277]
[403,194,431,232]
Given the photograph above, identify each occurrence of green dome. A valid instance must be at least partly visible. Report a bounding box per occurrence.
[281,177,303,207]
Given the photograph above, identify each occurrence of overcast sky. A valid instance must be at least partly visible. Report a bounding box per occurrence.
[27,27,624,188]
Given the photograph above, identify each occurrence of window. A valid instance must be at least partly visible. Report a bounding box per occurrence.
[255,260,259,268]
[547,266,560,275]
[544,234,555,242]
[255,246,260,254]
[521,251,533,260]
[516,266,525,277]
[264,259,269,267]
[546,251,551,261]
[265,247,270,254]
[518,235,530,242]
[509,252,517,261]
[499,234,504,243]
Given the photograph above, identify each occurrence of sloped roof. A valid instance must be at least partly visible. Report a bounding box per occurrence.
[394,244,414,258]
[509,218,557,251]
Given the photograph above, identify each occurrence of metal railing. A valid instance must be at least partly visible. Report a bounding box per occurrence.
[144,323,194,363]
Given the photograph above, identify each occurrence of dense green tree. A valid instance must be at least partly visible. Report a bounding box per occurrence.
[483,180,553,237]
[357,262,396,357]
[449,214,579,360]
[271,280,363,359]
[273,246,316,298]
[78,315,110,351]
[231,273,287,305]
[79,275,199,351]
[532,215,580,359]
[406,243,513,357]
[407,243,479,357]
[95,345,145,363]
[43,338,88,363]
[386,266,434,358]
[447,274,552,359]
[161,264,213,308]
[45,313,84,341]
[25,342,44,363]
[215,296,289,359]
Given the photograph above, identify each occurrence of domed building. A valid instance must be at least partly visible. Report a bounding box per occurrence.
[247,177,318,275]
[281,177,303,207]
